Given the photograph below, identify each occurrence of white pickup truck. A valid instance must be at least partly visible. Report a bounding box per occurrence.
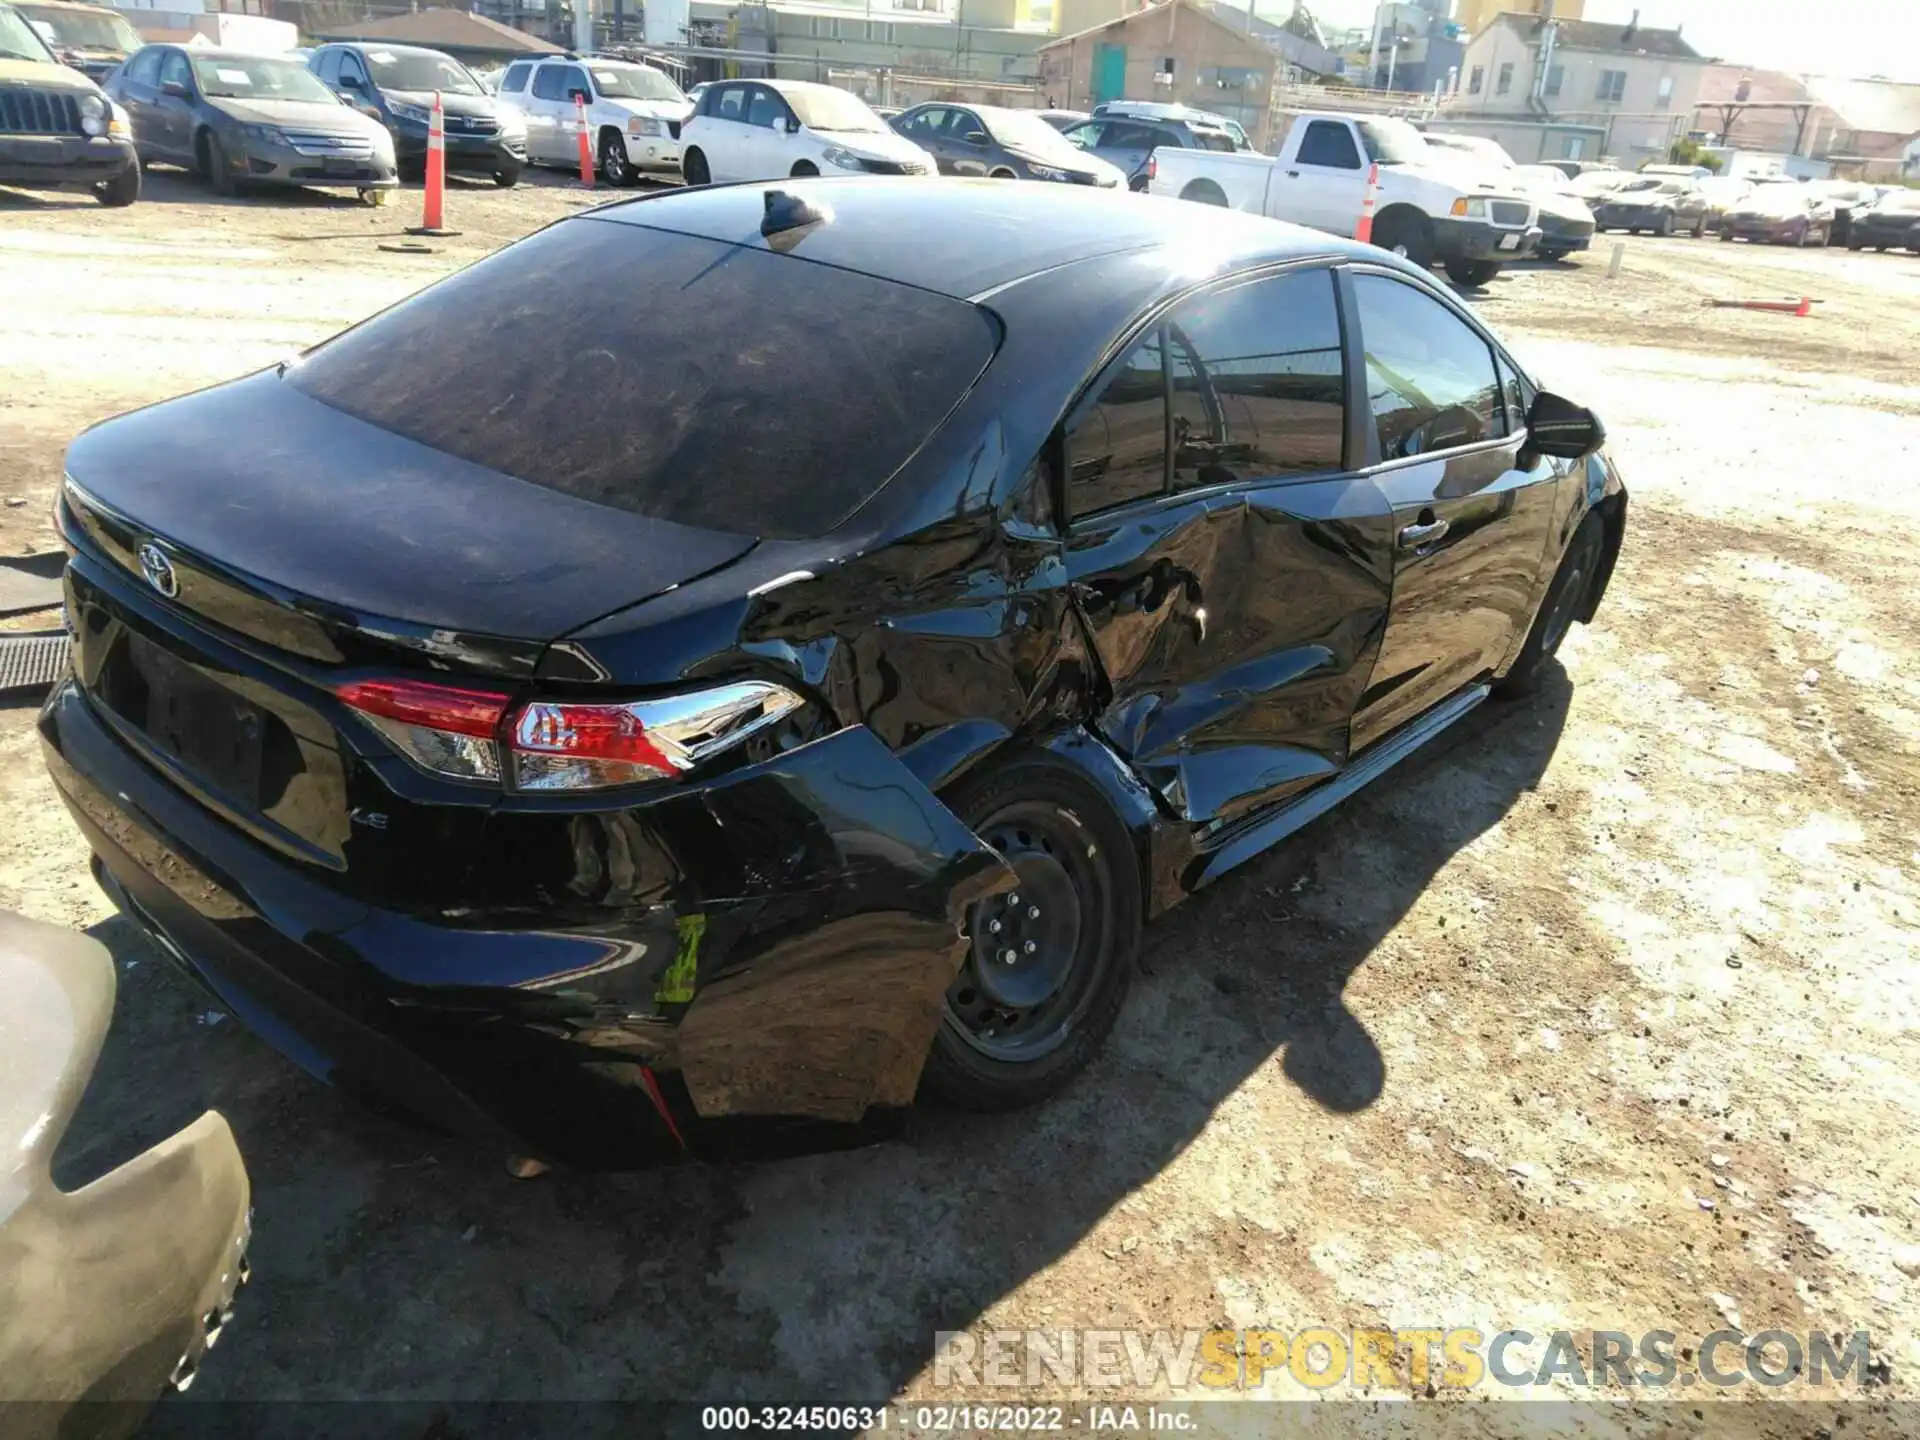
[1148,111,1542,287]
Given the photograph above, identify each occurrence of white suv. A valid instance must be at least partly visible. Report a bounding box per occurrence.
[496,55,690,184]
[680,79,935,186]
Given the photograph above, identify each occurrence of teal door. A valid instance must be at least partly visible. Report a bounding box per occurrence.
[1092,43,1126,106]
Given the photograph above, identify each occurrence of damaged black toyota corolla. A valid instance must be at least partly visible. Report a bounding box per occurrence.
[42,178,1625,1168]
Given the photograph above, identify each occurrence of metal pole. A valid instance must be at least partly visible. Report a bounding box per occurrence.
[1385,38,1397,92]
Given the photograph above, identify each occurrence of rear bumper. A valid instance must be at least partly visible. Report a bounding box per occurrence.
[1432,215,1540,263]
[0,133,136,189]
[41,681,1012,1169]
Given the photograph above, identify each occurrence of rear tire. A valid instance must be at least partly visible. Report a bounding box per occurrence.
[920,758,1140,1113]
[1179,178,1227,206]
[682,147,710,186]
[789,160,818,176]
[95,164,140,207]
[1499,514,1605,697]
[1445,258,1501,288]
[988,166,1017,179]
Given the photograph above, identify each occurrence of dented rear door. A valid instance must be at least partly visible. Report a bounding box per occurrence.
[1062,266,1397,829]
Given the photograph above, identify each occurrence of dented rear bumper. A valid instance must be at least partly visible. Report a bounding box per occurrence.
[0,912,250,1433]
[41,686,1013,1168]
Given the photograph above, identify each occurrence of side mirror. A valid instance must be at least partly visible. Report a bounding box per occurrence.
[785,115,800,134]
[161,80,189,99]
[1524,390,1606,460]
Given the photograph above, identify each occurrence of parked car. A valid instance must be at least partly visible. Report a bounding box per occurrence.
[681,78,932,184]
[1061,107,1240,190]
[42,178,1624,1169]
[12,0,140,82]
[889,101,1123,187]
[1718,184,1835,245]
[1847,187,1920,252]
[1693,174,1754,228]
[496,53,688,183]
[1566,167,1630,199]
[1095,99,1252,152]
[1037,107,1088,131]
[307,42,525,187]
[1510,164,1598,261]
[0,911,251,1431]
[1591,175,1711,236]
[108,45,397,200]
[1807,180,1877,245]
[1149,111,1541,287]
[0,0,139,205]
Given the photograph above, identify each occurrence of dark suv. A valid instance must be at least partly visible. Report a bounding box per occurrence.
[307,41,525,186]
[1061,110,1241,190]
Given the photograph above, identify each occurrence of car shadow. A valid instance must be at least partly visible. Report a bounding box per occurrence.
[54,668,1572,1421]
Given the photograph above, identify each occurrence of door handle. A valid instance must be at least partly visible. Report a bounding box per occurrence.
[1286,168,1300,177]
[1398,518,1449,549]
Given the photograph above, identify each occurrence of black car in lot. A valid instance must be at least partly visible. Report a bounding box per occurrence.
[1848,188,1920,252]
[306,41,525,187]
[43,179,1625,1170]
[889,101,1125,187]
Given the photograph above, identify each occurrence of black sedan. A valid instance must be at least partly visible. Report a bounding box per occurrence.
[43,180,1625,1169]
[107,45,396,199]
[1592,176,1711,236]
[890,102,1126,187]
[1847,189,1920,252]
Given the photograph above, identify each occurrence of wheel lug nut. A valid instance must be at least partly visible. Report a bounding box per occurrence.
[988,919,1002,934]
[1028,906,1040,919]
[1006,893,1020,907]
[1023,940,1037,954]
[1000,948,1017,965]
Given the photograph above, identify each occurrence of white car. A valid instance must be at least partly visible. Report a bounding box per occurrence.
[496,54,690,183]
[680,79,935,185]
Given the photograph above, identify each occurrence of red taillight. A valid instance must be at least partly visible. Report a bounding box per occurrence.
[1147,153,1157,181]
[511,699,681,790]
[337,677,511,783]
[335,678,509,738]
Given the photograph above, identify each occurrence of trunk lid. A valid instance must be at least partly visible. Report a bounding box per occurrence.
[59,373,755,898]
[63,372,757,671]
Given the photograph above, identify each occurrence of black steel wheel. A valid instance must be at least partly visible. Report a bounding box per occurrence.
[682,148,710,186]
[921,760,1139,1111]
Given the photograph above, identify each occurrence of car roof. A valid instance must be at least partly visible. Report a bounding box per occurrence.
[333,42,450,59]
[153,45,301,60]
[588,176,1360,303]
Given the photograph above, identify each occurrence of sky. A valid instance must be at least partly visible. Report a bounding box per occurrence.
[1292,0,1920,84]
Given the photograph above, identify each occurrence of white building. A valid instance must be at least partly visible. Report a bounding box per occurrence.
[1448,10,1709,165]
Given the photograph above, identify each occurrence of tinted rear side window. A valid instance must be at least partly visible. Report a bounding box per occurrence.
[285,219,998,539]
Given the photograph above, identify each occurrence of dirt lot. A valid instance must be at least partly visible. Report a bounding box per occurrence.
[4,170,1919,1432]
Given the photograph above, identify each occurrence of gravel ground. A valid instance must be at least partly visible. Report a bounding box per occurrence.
[3,170,1919,1433]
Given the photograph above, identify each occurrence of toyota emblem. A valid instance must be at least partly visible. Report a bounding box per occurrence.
[138,542,179,599]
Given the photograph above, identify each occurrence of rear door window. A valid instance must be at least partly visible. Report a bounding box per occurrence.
[1352,274,1503,460]
[1166,268,1345,490]
[284,219,999,540]
[1064,333,1168,518]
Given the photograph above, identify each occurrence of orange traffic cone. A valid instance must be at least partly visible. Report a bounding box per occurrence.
[405,91,457,237]
[1355,161,1380,244]
[576,94,594,188]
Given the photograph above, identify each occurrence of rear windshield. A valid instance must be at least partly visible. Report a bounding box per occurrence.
[284,218,998,539]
